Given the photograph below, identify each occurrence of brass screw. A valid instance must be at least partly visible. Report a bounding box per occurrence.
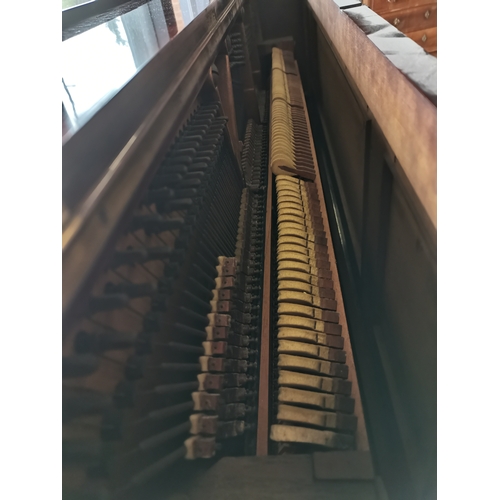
[422,34,427,43]
[394,18,400,26]
[425,10,430,19]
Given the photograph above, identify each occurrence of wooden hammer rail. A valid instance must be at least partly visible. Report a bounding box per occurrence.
[256,48,370,456]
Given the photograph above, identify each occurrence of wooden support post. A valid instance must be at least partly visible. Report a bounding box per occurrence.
[215,54,242,165]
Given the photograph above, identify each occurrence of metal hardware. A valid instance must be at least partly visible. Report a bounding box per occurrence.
[422,34,427,43]
[424,10,430,19]
[393,18,400,26]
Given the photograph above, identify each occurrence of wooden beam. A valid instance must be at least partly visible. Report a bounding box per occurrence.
[215,54,242,164]
[307,0,437,231]
[313,450,375,480]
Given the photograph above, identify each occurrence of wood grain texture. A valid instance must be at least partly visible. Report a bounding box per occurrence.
[295,62,371,453]
[379,4,436,34]
[188,455,380,500]
[370,0,435,14]
[313,450,375,480]
[308,0,437,230]
[406,26,437,53]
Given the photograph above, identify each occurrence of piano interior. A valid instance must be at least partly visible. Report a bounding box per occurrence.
[62,1,436,499]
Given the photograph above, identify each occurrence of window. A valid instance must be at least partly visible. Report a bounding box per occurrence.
[62,0,95,10]
[62,0,212,139]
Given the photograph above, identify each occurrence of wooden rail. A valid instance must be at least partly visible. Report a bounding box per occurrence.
[296,62,370,452]
[255,56,371,455]
[308,0,437,231]
[256,157,273,455]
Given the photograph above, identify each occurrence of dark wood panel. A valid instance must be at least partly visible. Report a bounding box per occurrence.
[379,183,436,500]
[307,97,421,500]
[361,122,394,301]
[188,455,382,500]
[317,31,367,268]
[256,0,308,67]
[313,451,375,480]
